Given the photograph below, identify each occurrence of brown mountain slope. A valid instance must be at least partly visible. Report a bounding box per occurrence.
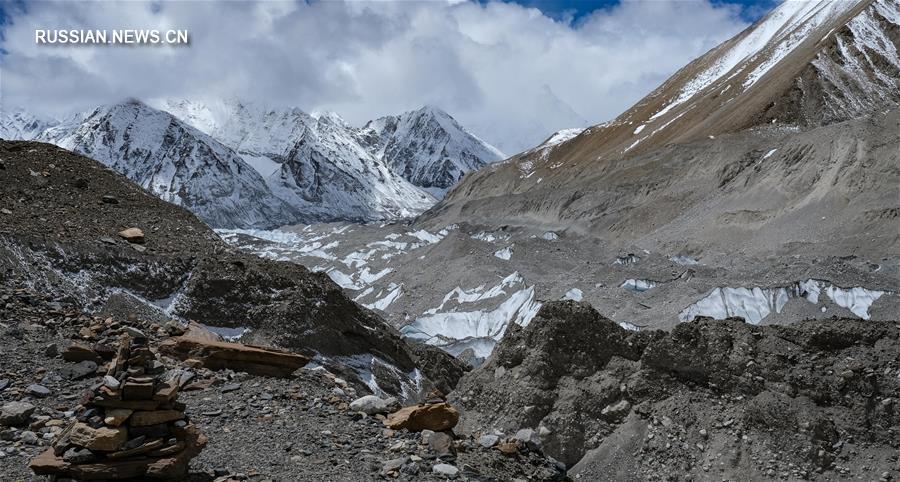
[425,0,900,258]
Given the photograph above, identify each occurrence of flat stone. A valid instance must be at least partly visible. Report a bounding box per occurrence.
[1,401,35,426]
[159,335,309,377]
[25,384,51,398]
[118,227,145,244]
[103,409,133,427]
[60,360,98,380]
[69,422,127,452]
[122,380,155,401]
[0,379,10,391]
[221,383,241,393]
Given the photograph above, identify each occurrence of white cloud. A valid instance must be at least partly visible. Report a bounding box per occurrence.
[0,0,749,153]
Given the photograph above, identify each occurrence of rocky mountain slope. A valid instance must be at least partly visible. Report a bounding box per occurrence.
[0,140,462,398]
[428,0,900,259]
[34,100,302,229]
[450,301,900,480]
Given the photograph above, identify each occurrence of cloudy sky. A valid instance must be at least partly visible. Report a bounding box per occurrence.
[0,0,772,153]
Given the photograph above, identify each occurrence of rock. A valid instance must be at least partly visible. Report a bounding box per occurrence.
[45,343,59,357]
[101,195,119,204]
[61,342,101,363]
[63,447,97,464]
[385,403,460,432]
[221,383,241,393]
[514,428,542,451]
[479,434,500,448]
[600,399,631,419]
[69,422,128,452]
[20,430,40,445]
[497,442,518,455]
[104,409,133,427]
[0,379,10,391]
[129,410,184,427]
[158,335,309,377]
[1,401,35,426]
[60,360,98,380]
[118,227,145,244]
[381,456,409,476]
[433,463,460,477]
[103,375,120,390]
[349,395,400,415]
[427,431,455,458]
[25,384,51,398]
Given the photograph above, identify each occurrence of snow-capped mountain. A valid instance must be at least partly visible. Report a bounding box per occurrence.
[161,99,504,216]
[38,100,301,229]
[158,99,315,177]
[267,110,436,221]
[360,106,505,197]
[0,108,57,140]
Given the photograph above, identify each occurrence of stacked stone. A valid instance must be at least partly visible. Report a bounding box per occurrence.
[30,334,207,480]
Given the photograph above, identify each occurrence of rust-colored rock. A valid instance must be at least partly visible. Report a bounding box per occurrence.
[159,333,309,377]
[384,402,460,432]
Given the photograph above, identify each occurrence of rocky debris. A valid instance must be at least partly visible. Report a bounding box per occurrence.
[158,328,309,377]
[385,402,460,432]
[1,402,36,427]
[29,334,207,480]
[349,395,400,415]
[117,227,145,244]
[451,300,900,479]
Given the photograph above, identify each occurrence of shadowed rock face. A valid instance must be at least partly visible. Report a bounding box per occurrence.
[450,300,900,478]
[0,140,465,399]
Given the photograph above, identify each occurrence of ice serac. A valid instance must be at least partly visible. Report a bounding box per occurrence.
[37,100,301,229]
[360,106,505,198]
[426,0,900,258]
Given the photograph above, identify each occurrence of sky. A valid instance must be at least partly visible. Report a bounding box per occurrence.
[0,0,775,153]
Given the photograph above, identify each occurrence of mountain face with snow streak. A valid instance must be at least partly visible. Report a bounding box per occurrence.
[38,100,302,229]
[360,106,505,197]
[267,111,436,222]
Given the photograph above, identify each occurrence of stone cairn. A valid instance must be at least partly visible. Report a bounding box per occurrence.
[30,333,207,480]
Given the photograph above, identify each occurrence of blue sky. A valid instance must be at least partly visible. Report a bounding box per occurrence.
[495,0,777,22]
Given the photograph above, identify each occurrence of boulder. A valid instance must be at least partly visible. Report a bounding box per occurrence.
[59,360,99,380]
[478,434,499,448]
[385,402,459,432]
[349,395,400,415]
[600,399,631,420]
[159,335,309,377]
[1,401,36,426]
[118,227,144,243]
